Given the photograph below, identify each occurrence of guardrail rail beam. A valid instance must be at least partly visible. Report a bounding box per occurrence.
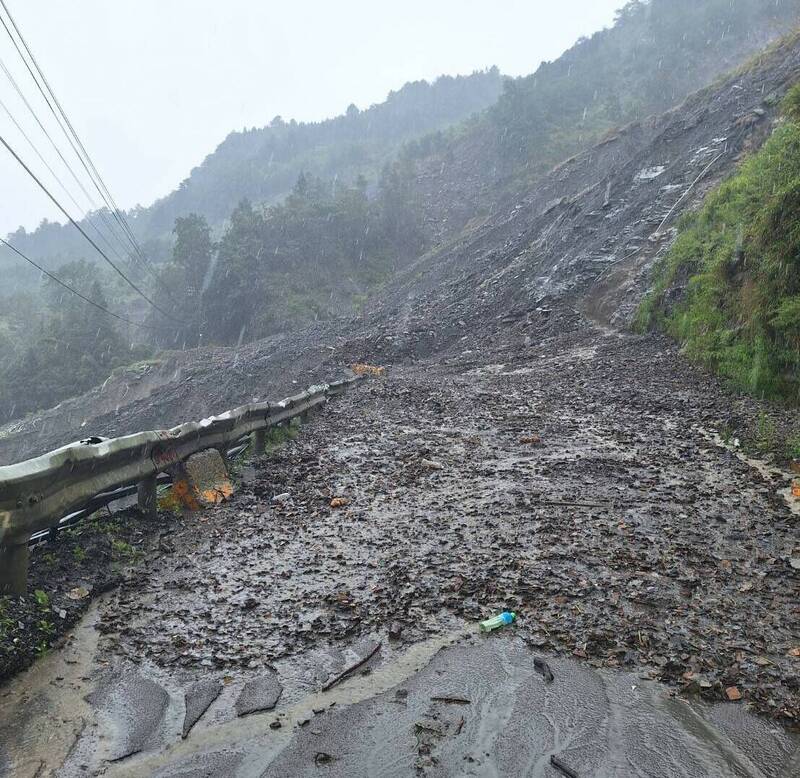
[0,374,366,595]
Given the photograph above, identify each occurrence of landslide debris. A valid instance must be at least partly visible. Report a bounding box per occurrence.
[92,328,800,723]
[4,29,800,465]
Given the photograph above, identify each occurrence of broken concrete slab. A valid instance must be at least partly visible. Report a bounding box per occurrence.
[235,673,283,717]
[182,679,223,738]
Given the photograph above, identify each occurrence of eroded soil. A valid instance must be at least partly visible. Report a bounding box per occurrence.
[1,323,799,776]
[90,326,800,722]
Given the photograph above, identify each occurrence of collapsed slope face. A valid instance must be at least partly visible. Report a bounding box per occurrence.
[344,34,800,364]
[2,35,800,465]
[396,0,800,246]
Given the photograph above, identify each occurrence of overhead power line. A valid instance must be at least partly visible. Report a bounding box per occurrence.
[0,85,134,266]
[0,0,176,300]
[0,237,153,330]
[0,131,185,324]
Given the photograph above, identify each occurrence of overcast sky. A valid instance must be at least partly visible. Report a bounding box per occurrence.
[0,0,624,236]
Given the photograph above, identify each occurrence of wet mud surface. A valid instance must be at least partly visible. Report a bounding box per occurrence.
[1,324,799,776]
[95,327,799,722]
[248,639,799,778]
[28,636,800,778]
[0,509,163,683]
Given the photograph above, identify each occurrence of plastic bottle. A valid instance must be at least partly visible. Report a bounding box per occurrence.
[479,611,516,632]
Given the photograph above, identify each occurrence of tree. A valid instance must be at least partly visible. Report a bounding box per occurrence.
[151,214,214,348]
[203,200,266,344]
[0,261,143,422]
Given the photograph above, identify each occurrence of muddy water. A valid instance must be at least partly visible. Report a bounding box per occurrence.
[0,598,101,777]
[2,612,797,777]
[60,631,800,777]
[696,425,800,517]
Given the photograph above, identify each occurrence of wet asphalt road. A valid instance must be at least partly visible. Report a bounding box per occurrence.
[147,638,798,778]
[1,325,799,776]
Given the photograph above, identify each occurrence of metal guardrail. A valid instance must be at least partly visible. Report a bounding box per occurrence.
[0,375,364,595]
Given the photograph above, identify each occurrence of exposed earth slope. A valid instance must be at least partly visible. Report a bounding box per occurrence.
[3,31,800,465]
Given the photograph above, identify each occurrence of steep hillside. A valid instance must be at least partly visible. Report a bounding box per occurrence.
[8,1,800,282]
[346,32,800,362]
[637,83,800,405]
[2,70,503,274]
[3,28,800,465]
[394,0,800,242]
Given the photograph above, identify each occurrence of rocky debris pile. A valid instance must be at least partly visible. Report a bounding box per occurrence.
[3,34,800,466]
[90,327,799,723]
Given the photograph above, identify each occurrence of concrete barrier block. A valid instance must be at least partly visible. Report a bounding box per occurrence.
[170,449,234,510]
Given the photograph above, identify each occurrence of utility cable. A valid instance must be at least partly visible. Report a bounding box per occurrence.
[0,1,176,299]
[0,237,153,329]
[0,53,130,260]
[0,90,135,265]
[0,132,185,323]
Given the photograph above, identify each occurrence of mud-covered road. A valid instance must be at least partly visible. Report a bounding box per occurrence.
[1,323,798,777]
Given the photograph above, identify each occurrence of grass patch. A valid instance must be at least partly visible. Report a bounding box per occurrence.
[264,421,299,453]
[637,83,800,404]
[110,538,138,562]
[0,598,13,643]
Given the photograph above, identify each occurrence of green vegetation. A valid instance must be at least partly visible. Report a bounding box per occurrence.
[110,538,138,562]
[2,70,504,273]
[33,589,49,611]
[638,84,800,404]
[34,626,53,657]
[484,0,800,185]
[0,260,151,423]
[72,546,87,564]
[3,1,800,424]
[0,598,14,643]
[150,170,420,347]
[264,422,299,453]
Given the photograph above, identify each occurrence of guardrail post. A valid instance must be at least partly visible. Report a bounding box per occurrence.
[0,542,29,596]
[252,428,266,454]
[137,475,158,519]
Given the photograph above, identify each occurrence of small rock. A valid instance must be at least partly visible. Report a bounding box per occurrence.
[420,459,444,470]
[67,586,90,601]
